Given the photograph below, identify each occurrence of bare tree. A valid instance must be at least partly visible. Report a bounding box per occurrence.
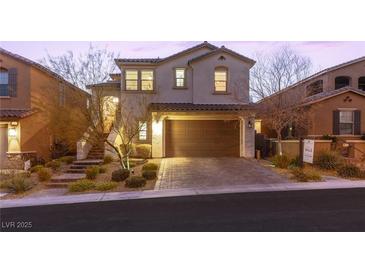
[252,46,313,155]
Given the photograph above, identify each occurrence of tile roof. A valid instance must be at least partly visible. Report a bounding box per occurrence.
[0,47,89,95]
[301,87,365,105]
[0,109,35,119]
[149,103,255,112]
[86,81,121,89]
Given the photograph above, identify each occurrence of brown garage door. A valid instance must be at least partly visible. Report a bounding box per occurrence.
[165,120,240,157]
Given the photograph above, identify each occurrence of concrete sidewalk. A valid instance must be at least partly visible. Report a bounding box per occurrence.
[1,179,365,209]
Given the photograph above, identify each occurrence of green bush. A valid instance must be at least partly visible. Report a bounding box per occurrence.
[1,175,33,193]
[288,156,301,168]
[291,168,322,182]
[337,164,362,178]
[68,179,96,192]
[125,176,146,188]
[95,181,118,191]
[314,151,342,170]
[142,170,157,180]
[135,144,152,159]
[271,155,291,169]
[37,168,52,182]
[59,156,75,164]
[142,162,159,171]
[85,165,100,180]
[45,160,62,170]
[30,164,44,173]
[103,155,113,164]
[99,166,107,174]
[111,169,130,182]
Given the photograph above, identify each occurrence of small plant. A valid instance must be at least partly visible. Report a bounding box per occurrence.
[37,168,52,182]
[68,179,96,192]
[1,175,33,193]
[291,168,322,182]
[95,181,118,191]
[45,160,61,170]
[85,165,100,180]
[111,169,130,182]
[135,144,152,159]
[142,162,159,171]
[271,155,291,169]
[314,150,342,170]
[99,166,107,174]
[288,156,301,168]
[103,155,113,164]
[59,156,74,164]
[30,164,44,173]
[337,164,361,178]
[125,176,146,188]
[142,170,157,180]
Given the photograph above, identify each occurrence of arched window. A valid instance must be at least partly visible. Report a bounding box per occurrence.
[358,77,365,91]
[306,80,323,96]
[0,68,9,96]
[214,67,228,93]
[335,76,351,90]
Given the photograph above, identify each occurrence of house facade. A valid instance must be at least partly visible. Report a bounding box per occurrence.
[259,56,365,139]
[89,42,256,158]
[0,48,90,168]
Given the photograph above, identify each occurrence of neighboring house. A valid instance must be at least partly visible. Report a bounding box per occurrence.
[88,42,256,158]
[0,48,90,168]
[258,56,365,139]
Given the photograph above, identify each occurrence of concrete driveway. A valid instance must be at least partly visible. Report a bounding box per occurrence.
[156,157,289,190]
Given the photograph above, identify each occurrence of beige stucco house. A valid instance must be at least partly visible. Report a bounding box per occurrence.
[88,42,257,158]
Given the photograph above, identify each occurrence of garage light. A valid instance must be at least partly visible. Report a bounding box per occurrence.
[8,128,17,138]
[152,120,163,135]
[248,120,253,129]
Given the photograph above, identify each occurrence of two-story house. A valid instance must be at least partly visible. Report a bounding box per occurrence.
[89,42,256,158]
[0,48,90,169]
[258,56,365,139]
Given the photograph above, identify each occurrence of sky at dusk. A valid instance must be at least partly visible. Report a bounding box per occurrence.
[1,41,365,73]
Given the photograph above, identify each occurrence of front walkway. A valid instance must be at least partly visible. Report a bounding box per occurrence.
[155,157,289,190]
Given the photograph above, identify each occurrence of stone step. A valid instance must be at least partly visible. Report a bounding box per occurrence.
[50,173,86,183]
[73,160,103,165]
[69,165,88,169]
[66,169,86,174]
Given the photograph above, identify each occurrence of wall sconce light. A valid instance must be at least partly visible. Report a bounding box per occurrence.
[248,120,253,129]
[10,121,18,126]
[8,128,17,138]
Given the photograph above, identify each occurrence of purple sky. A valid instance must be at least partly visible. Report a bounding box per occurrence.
[1,41,365,72]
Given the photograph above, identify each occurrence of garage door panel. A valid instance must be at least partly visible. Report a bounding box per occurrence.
[165,120,240,157]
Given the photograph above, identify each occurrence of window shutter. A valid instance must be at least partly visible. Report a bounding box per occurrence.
[333,110,340,135]
[354,110,361,135]
[8,68,17,97]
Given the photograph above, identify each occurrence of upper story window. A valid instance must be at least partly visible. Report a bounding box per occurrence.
[214,67,228,93]
[125,70,139,91]
[141,70,154,91]
[335,76,351,90]
[339,110,354,135]
[0,68,9,96]
[358,77,365,91]
[175,68,186,88]
[306,80,323,97]
[138,121,147,140]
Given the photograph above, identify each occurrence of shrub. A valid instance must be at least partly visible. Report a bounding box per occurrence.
[271,155,291,169]
[37,168,52,182]
[95,181,118,191]
[69,179,96,192]
[59,156,74,164]
[142,162,159,171]
[85,165,100,180]
[125,176,146,188]
[45,160,61,170]
[103,155,113,164]
[314,151,342,170]
[2,175,33,193]
[111,169,130,182]
[30,164,44,173]
[288,156,301,168]
[142,170,157,180]
[99,166,107,174]
[135,144,152,159]
[337,164,361,178]
[291,168,322,182]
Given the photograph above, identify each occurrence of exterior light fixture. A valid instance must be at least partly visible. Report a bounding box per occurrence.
[10,121,18,126]
[8,128,17,138]
[248,120,253,129]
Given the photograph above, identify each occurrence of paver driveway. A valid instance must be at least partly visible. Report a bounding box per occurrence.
[156,157,290,190]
